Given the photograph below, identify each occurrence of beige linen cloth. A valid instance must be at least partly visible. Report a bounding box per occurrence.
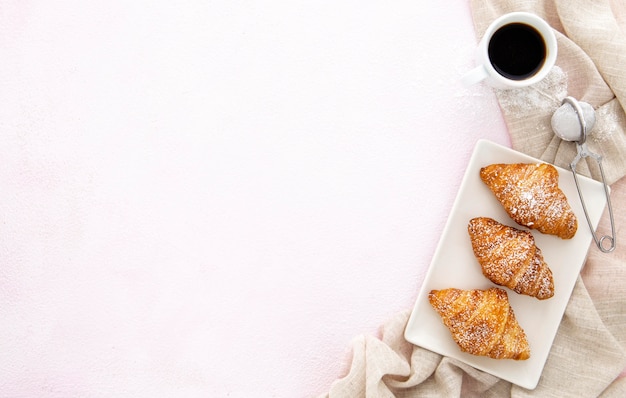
[318,1,626,396]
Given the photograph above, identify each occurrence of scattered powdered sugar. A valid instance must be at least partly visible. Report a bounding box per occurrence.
[495,66,569,117]
[590,104,622,144]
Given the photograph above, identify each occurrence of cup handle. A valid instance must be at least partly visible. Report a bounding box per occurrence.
[461,65,489,87]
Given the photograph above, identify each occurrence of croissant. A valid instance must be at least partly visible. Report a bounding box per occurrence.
[480,163,577,239]
[468,217,554,300]
[428,287,530,360]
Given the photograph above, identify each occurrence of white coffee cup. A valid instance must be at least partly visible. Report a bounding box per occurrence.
[461,12,557,89]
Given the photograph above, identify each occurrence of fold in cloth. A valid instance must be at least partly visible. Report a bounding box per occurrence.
[319,276,626,397]
[473,0,626,185]
[318,1,626,396]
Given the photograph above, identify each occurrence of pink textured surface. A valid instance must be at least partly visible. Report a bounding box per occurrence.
[0,1,509,397]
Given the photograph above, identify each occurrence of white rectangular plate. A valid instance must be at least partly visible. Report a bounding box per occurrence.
[404,139,607,390]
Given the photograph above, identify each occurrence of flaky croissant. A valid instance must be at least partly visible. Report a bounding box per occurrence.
[429,287,530,360]
[468,217,554,300]
[480,163,577,239]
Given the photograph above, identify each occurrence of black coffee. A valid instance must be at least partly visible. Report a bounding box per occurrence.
[488,23,546,80]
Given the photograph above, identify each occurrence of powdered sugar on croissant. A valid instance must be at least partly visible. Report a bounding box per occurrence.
[428,287,530,360]
[480,163,577,239]
[468,217,554,300]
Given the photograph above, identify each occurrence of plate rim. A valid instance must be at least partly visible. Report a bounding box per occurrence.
[403,138,606,390]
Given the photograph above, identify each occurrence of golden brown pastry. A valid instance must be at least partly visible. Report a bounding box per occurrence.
[480,163,577,239]
[428,287,530,360]
[468,217,554,300]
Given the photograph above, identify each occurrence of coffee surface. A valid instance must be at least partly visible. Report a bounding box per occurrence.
[488,23,546,80]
